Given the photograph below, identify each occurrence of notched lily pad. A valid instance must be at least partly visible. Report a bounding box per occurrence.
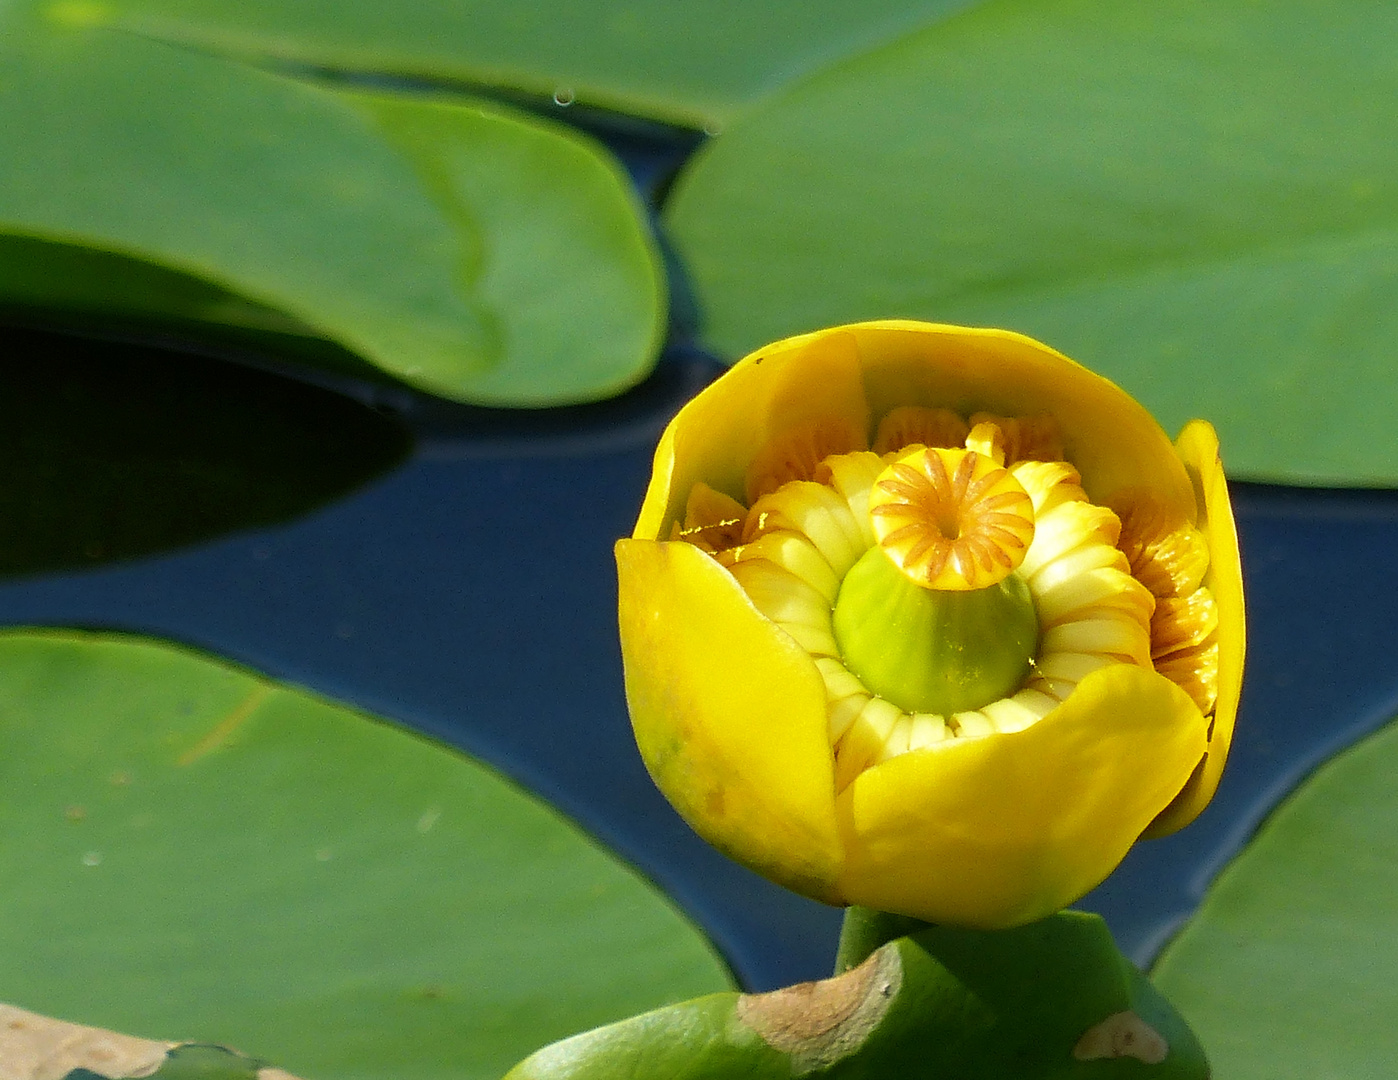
[0,10,664,406]
[505,911,1207,1078]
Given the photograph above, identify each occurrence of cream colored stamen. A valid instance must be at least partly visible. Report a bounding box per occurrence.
[868,447,1036,591]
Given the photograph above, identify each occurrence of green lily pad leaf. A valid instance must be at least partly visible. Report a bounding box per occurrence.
[1152,713,1398,1079]
[0,11,664,406]
[665,0,1398,484]
[33,0,973,128]
[0,631,732,1080]
[0,328,410,578]
[0,234,325,343]
[507,912,1207,1079]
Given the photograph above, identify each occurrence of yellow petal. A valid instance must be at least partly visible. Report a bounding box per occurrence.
[1144,420,1246,836]
[834,665,1207,927]
[615,538,843,901]
[634,329,870,541]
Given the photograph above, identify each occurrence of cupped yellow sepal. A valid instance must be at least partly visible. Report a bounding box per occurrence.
[835,665,1208,927]
[1143,420,1245,837]
[620,320,1244,928]
[616,538,844,901]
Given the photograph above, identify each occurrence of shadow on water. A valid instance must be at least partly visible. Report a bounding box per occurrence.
[0,326,412,578]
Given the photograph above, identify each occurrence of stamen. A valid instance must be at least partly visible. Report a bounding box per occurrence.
[1151,589,1219,657]
[745,417,867,503]
[1154,639,1220,716]
[872,406,969,455]
[980,688,1058,733]
[1114,495,1220,715]
[1151,588,1220,715]
[669,482,746,554]
[1032,566,1155,628]
[1028,652,1119,702]
[814,451,888,548]
[1041,615,1152,667]
[950,711,995,738]
[1010,460,1087,518]
[875,717,913,763]
[868,447,1036,591]
[835,697,906,791]
[968,412,1065,464]
[731,530,841,603]
[815,656,869,702]
[907,713,948,748]
[827,692,871,742]
[745,481,868,578]
[964,420,1009,466]
[727,558,840,658]
[1115,496,1210,599]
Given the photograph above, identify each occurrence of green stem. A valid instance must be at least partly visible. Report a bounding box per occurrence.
[833,905,932,974]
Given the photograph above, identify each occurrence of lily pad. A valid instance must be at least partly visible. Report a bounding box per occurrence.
[665,0,1398,484]
[1151,711,1398,1079]
[0,631,731,1080]
[30,0,973,128]
[0,10,664,406]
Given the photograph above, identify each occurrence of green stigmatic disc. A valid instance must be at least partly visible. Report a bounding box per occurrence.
[832,545,1038,716]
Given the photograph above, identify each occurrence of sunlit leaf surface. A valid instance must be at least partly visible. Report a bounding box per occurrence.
[1152,713,1398,1079]
[0,10,663,406]
[0,631,731,1080]
[665,0,1398,484]
[30,0,972,127]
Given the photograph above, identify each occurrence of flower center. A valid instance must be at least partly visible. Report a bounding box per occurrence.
[868,447,1036,591]
[668,406,1218,792]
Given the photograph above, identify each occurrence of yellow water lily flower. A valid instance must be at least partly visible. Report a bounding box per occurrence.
[616,321,1243,928]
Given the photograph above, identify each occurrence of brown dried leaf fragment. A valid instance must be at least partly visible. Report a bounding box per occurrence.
[1072,1010,1169,1064]
[737,945,902,1074]
[0,1004,307,1080]
[0,1003,170,1080]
